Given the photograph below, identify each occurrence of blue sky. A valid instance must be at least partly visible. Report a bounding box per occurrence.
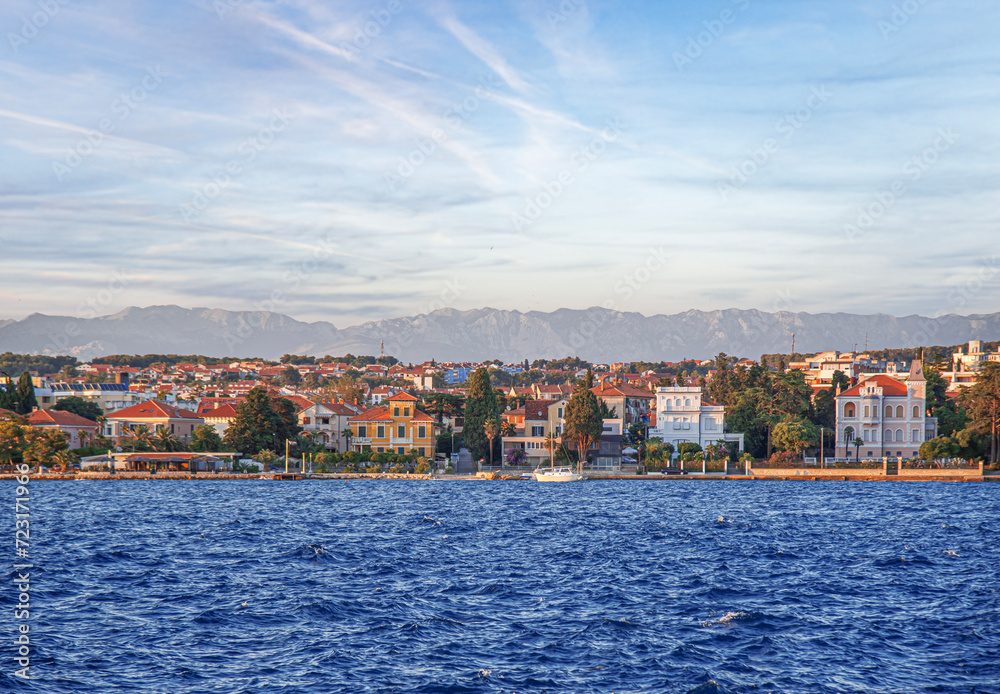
[1,0,998,327]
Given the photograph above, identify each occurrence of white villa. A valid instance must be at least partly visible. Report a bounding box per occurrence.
[835,361,937,460]
[648,386,744,455]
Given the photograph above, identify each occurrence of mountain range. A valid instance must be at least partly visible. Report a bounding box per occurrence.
[1,305,998,363]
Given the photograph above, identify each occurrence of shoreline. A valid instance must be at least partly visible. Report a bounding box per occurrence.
[1,472,996,482]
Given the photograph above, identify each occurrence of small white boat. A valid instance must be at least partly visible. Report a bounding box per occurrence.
[532,466,582,482]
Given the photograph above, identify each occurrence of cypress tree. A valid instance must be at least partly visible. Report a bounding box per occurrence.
[463,368,499,462]
[16,371,38,415]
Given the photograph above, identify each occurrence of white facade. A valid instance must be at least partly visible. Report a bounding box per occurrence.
[648,386,744,454]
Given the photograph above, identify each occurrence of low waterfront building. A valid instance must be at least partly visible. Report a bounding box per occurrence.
[105,401,204,441]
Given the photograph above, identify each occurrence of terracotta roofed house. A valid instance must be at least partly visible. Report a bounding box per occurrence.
[27,409,99,449]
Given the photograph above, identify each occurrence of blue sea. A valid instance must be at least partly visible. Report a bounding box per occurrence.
[4,479,999,693]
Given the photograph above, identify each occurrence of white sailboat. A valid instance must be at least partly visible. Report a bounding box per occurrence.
[532,466,582,482]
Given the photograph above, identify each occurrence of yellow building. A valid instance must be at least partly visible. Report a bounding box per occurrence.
[348,392,437,457]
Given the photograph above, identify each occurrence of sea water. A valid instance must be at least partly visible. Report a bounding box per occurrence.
[4,480,999,693]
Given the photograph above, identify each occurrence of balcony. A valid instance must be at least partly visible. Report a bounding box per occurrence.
[352,437,372,445]
[391,437,412,445]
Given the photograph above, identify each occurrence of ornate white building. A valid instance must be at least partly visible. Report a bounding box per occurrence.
[648,386,744,454]
[835,361,937,459]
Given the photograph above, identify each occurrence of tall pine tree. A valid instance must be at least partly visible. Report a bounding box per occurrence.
[462,368,499,462]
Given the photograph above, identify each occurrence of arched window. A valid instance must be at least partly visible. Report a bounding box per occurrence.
[895,428,903,443]
[885,405,893,418]
[884,428,893,442]
[844,426,855,442]
[913,405,920,418]
[844,403,856,418]
[896,405,904,418]
[684,398,691,406]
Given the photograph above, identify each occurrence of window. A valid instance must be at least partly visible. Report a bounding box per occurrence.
[864,406,870,418]
[913,405,920,418]
[844,426,855,442]
[531,425,544,437]
[885,405,893,418]
[398,447,404,454]
[322,418,330,425]
[863,430,870,442]
[376,425,385,438]
[557,407,564,418]
[404,407,410,416]
[895,428,903,443]
[398,425,406,438]
[684,398,691,406]
[673,417,681,430]
[303,417,311,425]
[393,407,400,416]
[885,428,893,442]
[912,429,920,442]
[844,403,856,418]
[418,425,426,438]
[377,447,384,453]
[419,448,425,456]
[358,426,367,438]
[895,406,903,418]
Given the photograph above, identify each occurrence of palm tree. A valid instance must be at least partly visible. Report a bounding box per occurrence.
[125,424,153,452]
[483,417,499,467]
[153,427,183,452]
[341,427,353,452]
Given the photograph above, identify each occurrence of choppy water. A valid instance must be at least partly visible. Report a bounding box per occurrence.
[3,480,999,693]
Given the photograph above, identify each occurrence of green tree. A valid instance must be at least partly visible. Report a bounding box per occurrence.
[563,369,603,474]
[463,368,500,461]
[189,424,223,452]
[813,388,836,430]
[962,362,1000,463]
[279,365,302,386]
[53,396,103,422]
[771,416,819,457]
[830,369,851,394]
[223,387,301,455]
[16,371,37,415]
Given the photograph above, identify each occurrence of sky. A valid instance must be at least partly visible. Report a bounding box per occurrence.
[1,0,998,328]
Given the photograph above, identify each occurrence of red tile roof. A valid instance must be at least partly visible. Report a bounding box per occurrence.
[108,401,203,420]
[388,392,419,402]
[201,404,239,419]
[524,400,550,421]
[28,410,98,427]
[839,374,908,398]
